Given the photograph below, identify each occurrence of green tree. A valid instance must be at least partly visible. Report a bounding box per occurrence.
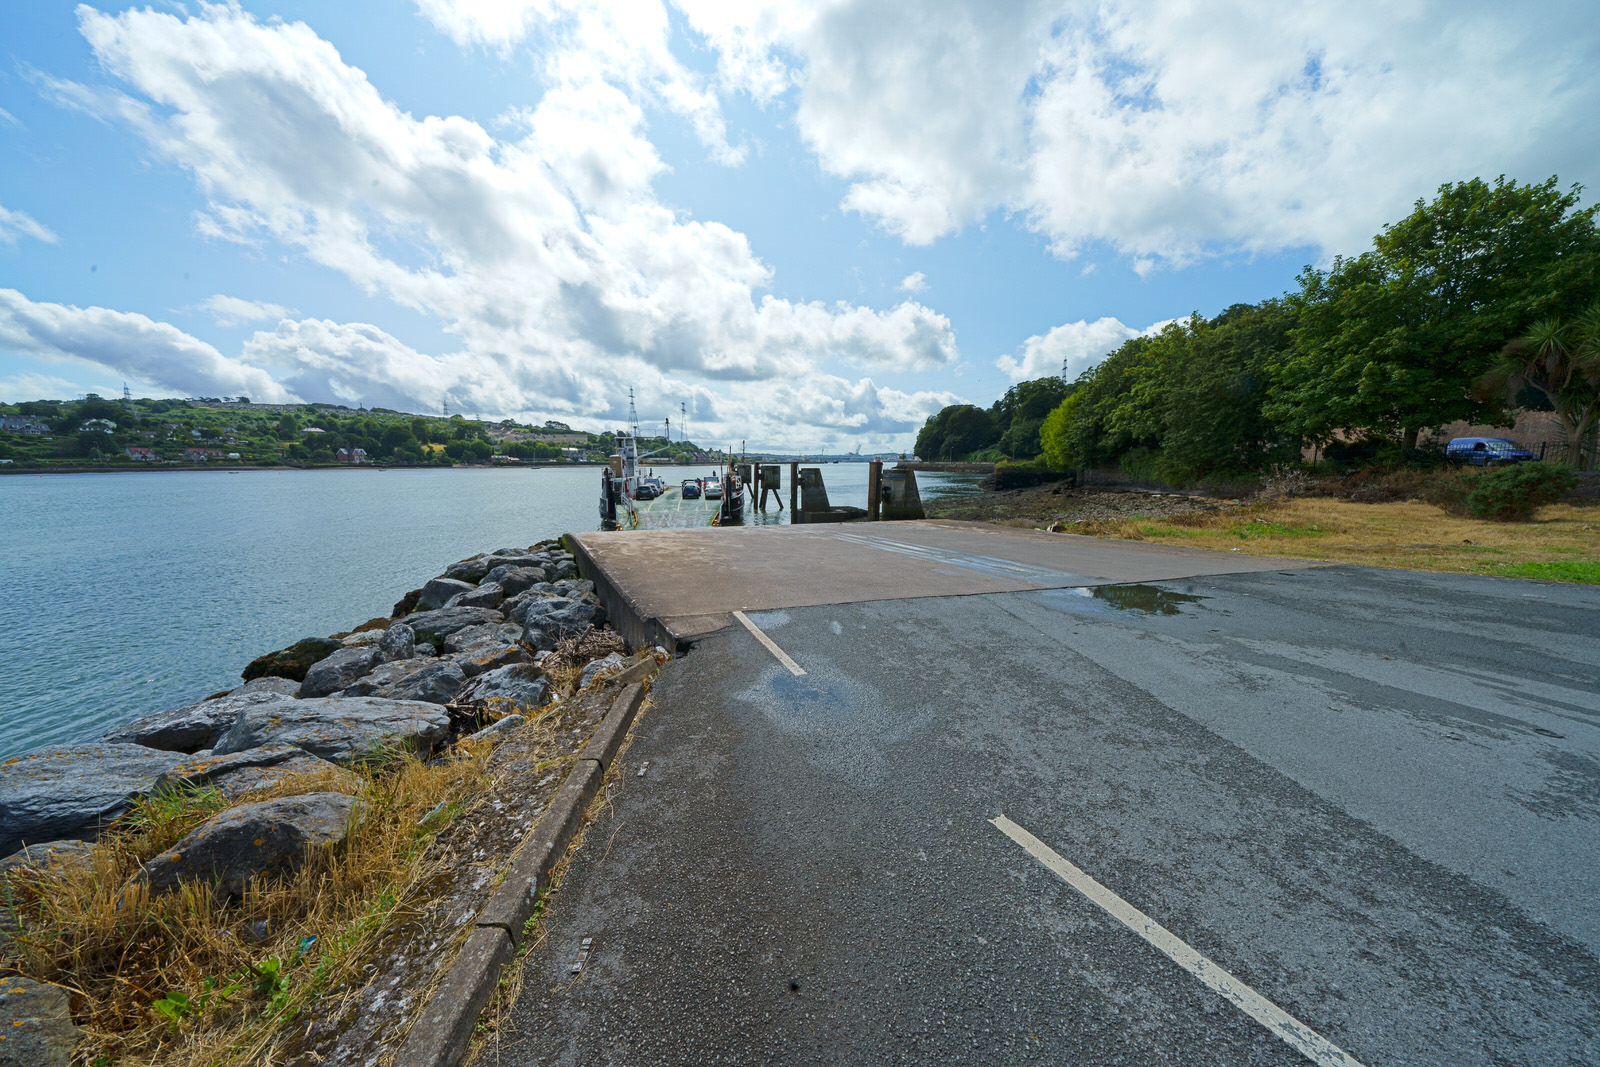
[1273,176,1600,449]
[1039,392,1081,470]
[991,377,1069,458]
[914,404,1000,460]
[1480,303,1600,468]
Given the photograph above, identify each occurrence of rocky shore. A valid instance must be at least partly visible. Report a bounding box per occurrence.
[0,537,652,1065]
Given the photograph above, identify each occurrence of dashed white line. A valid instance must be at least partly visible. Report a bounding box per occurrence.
[990,814,1367,1067]
[731,610,807,676]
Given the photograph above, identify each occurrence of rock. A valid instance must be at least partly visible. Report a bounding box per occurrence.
[378,622,415,662]
[443,555,491,583]
[449,641,529,678]
[140,792,359,898]
[414,577,476,612]
[550,558,578,580]
[212,697,451,764]
[340,629,387,648]
[375,661,466,705]
[483,564,549,594]
[103,688,296,753]
[415,642,438,658]
[0,975,84,1067]
[553,579,596,598]
[441,622,524,654]
[446,581,505,610]
[298,646,384,698]
[154,743,351,800]
[0,839,95,878]
[463,664,551,711]
[520,598,599,651]
[503,589,561,624]
[401,606,505,645]
[341,657,435,696]
[0,743,185,856]
[460,715,525,745]
[580,652,626,689]
[391,588,422,617]
[237,676,302,697]
[241,636,344,683]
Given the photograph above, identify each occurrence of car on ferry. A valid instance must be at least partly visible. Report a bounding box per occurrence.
[680,479,701,499]
[702,478,723,500]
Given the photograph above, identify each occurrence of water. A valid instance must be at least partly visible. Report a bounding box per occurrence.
[0,464,980,758]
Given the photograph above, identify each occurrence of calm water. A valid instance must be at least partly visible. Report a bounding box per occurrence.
[0,464,977,758]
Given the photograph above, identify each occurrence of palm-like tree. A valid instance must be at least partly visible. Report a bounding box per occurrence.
[1481,303,1600,469]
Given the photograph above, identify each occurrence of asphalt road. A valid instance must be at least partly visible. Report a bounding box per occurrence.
[488,565,1600,1066]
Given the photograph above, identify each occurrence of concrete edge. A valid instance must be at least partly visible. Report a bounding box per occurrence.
[392,926,514,1067]
[565,535,680,654]
[393,681,648,1067]
[579,683,647,772]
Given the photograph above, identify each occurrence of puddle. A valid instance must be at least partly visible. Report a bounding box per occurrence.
[1063,584,1209,615]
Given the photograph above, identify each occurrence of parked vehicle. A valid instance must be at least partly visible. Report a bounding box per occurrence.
[681,479,701,499]
[702,479,723,500]
[1445,437,1536,466]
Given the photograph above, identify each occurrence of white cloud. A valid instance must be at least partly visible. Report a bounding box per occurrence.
[0,289,294,402]
[0,204,57,245]
[898,271,926,292]
[55,2,956,449]
[199,294,292,327]
[680,0,1600,264]
[0,371,89,403]
[997,316,1170,382]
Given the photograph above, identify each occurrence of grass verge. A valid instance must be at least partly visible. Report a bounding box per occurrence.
[1070,499,1600,584]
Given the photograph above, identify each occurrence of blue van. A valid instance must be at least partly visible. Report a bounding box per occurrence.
[1444,437,1536,466]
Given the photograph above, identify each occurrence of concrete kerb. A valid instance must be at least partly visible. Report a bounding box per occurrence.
[393,678,652,1067]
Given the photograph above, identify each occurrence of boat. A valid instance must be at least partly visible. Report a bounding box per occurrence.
[599,392,745,529]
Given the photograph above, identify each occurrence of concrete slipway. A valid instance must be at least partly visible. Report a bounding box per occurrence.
[483,520,1600,1066]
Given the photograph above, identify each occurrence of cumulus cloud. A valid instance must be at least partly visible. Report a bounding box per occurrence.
[199,294,292,326]
[0,204,57,245]
[0,289,294,401]
[55,2,957,449]
[997,316,1170,382]
[679,0,1600,263]
[898,271,926,292]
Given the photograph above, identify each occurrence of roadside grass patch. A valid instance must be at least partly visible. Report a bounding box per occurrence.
[1488,560,1600,585]
[1,745,500,1065]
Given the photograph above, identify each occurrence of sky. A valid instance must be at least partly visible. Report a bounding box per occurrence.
[2,1,1597,453]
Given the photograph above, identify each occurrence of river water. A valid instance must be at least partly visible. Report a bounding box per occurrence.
[0,464,978,758]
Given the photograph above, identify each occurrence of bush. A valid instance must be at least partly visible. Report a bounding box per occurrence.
[1460,462,1578,521]
[986,459,1071,490]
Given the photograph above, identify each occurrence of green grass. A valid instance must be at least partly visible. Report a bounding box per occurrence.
[1227,520,1325,540]
[1488,560,1600,585]
[1137,524,1203,538]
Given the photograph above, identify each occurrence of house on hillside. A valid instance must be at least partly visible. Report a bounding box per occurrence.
[183,448,226,462]
[0,416,50,435]
[81,418,117,433]
[126,447,158,462]
[336,447,369,464]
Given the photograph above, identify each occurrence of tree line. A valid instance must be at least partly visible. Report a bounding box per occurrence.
[916,176,1600,478]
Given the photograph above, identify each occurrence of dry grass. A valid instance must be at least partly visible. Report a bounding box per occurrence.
[1072,498,1600,583]
[1,749,500,1066]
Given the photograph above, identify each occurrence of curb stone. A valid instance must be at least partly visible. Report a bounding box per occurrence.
[393,677,652,1067]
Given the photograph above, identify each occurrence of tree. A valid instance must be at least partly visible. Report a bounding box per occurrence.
[1273,176,1600,448]
[914,404,1000,460]
[1480,303,1600,468]
[991,377,1069,458]
[1039,393,1081,470]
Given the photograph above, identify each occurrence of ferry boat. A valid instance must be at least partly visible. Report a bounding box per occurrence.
[599,394,744,529]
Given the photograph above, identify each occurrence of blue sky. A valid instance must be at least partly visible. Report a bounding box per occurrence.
[2,1,1597,452]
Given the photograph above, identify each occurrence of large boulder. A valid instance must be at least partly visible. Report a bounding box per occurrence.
[103,688,296,753]
[449,641,529,678]
[401,606,505,645]
[520,598,599,651]
[550,557,578,581]
[0,839,95,878]
[212,697,451,764]
[484,563,549,593]
[298,646,384,698]
[378,622,416,662]
[375,661,466,705]
[503,589,561,624]
[443,555,492,583]
[154,743,350,800]
[463,663,551,712]
[0,743,185,856]
[140,792,359,898]
[414,577,475,612]
[0,976,84,1067]
[341,657,434,697]
[241,636,344,683]
[441,622,524,654]
[446,581,505,610]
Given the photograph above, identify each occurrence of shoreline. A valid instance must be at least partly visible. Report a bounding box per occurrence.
[0,462,610,476]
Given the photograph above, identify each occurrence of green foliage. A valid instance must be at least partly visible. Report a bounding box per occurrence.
[914,404,1000,460]
[1272,176,1600,446]
[1482,301,1600,468]
[1460,461,1578,521]
[1490,559,1600,584]
[1039,393,1080,470]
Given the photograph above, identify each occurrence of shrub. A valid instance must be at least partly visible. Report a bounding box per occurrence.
[1461,462,1578,521]
[986,459,1071,490]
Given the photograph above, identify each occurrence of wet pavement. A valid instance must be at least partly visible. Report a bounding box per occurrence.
[485,533,1600,1066]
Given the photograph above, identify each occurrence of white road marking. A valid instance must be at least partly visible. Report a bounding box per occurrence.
[990,814,1367,1067]
[732,610,807,676]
